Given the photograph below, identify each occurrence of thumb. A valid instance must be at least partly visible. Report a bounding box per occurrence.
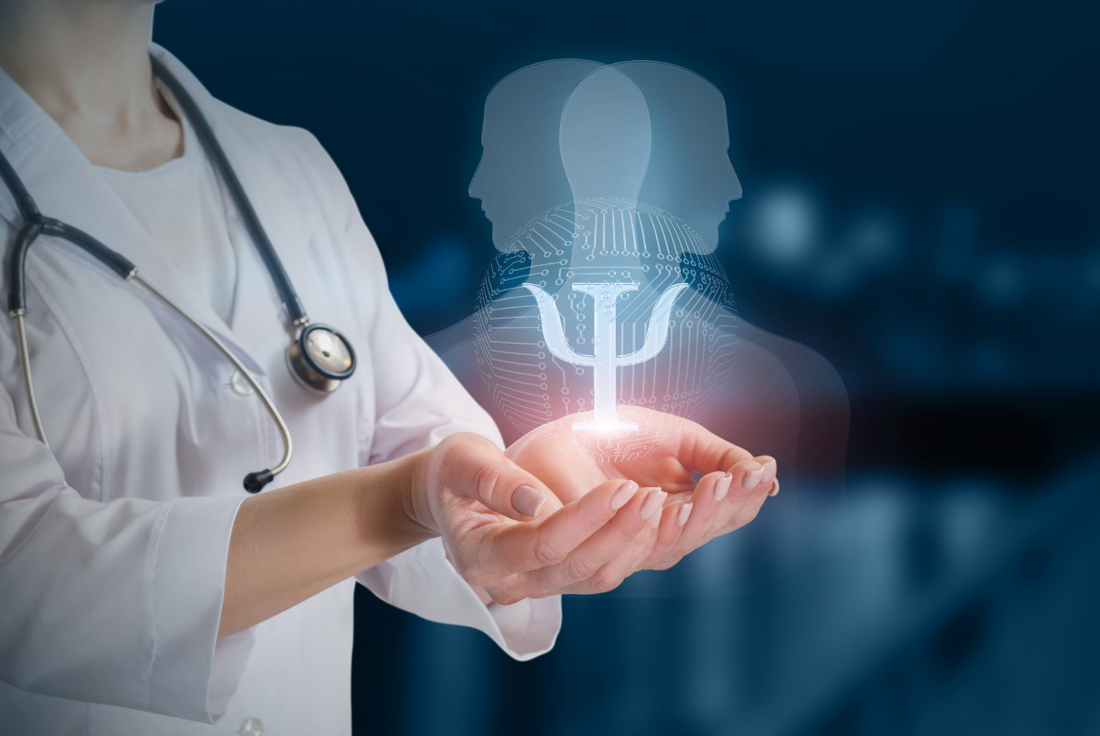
[433,433,552,521]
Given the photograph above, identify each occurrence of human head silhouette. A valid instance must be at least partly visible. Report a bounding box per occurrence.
[558,66,651,202]
[469,59,742,255]
[468,59,602,249]
[614,61,742,251]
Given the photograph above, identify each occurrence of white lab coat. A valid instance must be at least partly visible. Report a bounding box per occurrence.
[0,44,561,735]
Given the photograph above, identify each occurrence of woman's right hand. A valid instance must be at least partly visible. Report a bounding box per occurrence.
[404,432,665,605]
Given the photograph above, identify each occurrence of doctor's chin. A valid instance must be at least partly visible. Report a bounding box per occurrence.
[1,3,1096,736]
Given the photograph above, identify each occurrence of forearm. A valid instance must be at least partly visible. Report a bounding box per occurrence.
[218,450,435,638]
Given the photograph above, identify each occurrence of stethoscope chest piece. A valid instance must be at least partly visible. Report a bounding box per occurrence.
[1,56,363,492]
[286,323,356,394]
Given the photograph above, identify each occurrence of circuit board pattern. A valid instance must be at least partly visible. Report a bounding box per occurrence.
[473,198,739,461]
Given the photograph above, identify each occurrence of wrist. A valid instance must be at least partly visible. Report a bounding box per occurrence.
[347,451,437,558]
[397,447,439,537]
[443,544,496,606]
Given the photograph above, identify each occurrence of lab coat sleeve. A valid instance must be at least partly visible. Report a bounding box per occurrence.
[356,539,562,661]
[0,384,247,724]
[286,129,562,659]
[353,285,562,660]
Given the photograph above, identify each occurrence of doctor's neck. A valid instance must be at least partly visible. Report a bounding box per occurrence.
[0,0,181,172]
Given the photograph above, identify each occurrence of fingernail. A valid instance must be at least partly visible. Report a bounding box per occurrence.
[714,473,733,502]
[760,458,777,484]
[639,488,666,521]
[512,485,546,517]
[676,503,693,527]
[742,463,766,490]
[768,478,780,497]
[610,480,639,510]
[651,509,662,528]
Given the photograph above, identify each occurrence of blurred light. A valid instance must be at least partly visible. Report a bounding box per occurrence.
[847,479,911,607]
[750,184,819,266]
[846,205,906,269]
[938,479,1003,563]
[978,255,1026,307]
[811,205,906,299]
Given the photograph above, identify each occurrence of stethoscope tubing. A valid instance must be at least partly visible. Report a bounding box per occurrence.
[0,55,321,492]
[11,312,47,450]
[4,215,294,488]
[149,56,308,327]
[131,274,294,483]
[0,131,38,221]
[7,216,137,314]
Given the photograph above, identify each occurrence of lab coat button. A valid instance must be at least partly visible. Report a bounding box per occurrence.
[239,717,263,736]
[230,371,255,396]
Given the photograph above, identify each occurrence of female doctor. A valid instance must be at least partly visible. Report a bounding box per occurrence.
[0,1,780,734]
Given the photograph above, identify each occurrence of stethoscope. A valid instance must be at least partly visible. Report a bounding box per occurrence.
[0,56,357,493]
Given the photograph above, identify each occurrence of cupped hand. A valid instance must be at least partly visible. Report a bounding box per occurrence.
[406,432,670,604]
[505,406,779,571]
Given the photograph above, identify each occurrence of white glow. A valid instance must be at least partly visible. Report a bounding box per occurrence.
[753,188,817,264]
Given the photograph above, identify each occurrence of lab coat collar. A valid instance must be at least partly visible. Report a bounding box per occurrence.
[0,45,265,375]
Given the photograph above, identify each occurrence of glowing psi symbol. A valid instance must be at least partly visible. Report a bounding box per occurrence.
[523,281,689,432]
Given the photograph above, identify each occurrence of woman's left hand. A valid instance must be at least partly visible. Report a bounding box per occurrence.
[506,406,779,572]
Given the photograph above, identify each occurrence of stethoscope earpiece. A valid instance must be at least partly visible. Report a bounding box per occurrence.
[286,323,356,394]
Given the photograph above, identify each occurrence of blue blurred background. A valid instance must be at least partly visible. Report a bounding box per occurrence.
[155,2,1100,734]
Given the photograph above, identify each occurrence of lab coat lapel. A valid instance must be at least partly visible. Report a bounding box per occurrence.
[0,59,263,372]
[147,45,299,360]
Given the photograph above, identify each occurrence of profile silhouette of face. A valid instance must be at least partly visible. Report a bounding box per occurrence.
[470,59,741,254]
[614,61,742,252]
[468,59,603,249]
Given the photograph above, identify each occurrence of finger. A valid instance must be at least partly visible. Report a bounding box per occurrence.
[643,500,693,569]
[759,457,779,494]
[714,484,774,539]
[433,434,554,521]
[664,459,759,563]
[744,455,777,494]
[678,420,754,477]
[666,470,729,559]
[517,486,667,596]
[487,479,641,576]
[565,504,663,595]
[652,457,780,571]
[526,487,663,596]
[708,455,777,533]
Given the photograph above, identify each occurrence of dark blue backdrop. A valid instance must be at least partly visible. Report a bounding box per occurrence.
[154,3,1100,735]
